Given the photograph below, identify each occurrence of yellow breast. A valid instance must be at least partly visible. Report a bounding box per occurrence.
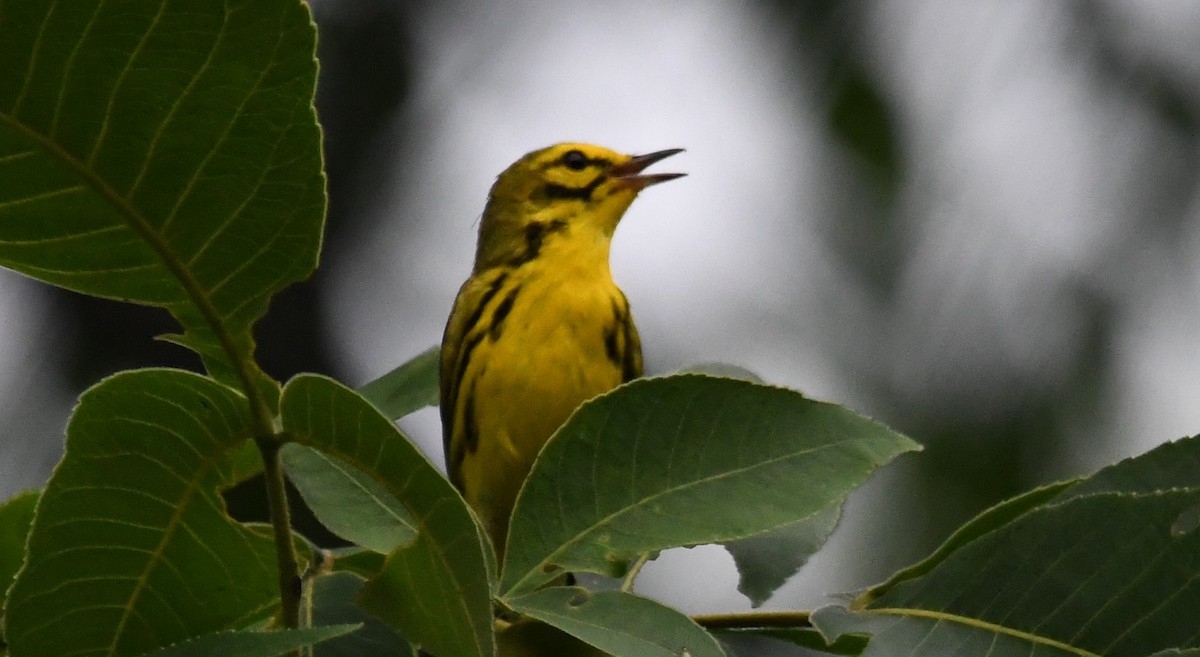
[448,258,636,547]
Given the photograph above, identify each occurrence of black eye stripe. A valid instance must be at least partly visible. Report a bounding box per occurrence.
[543,183,593,201]
[543,175,606,201]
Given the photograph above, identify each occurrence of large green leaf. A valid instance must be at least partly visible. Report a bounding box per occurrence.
[870,435,1200,600]
[507,587,726,657]
[811,436,1200,657]
[279,375,493,657]
[0,0,324,387]
[5,370,281,657]
[501,374,919,596]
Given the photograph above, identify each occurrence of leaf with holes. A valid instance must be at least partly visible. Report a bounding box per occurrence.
[0,0,324,389]
[5,369,282,657]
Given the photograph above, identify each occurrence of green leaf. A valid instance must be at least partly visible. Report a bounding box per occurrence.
[5,369,281,657]
[0,489,39,610]
[136,626,360,657]
[307,572,414,657]
[279,375,493,657]
[281,444,417,553]
[864,492,1200,656]
[825,436,1200,657]
[0,0,324,388]
[860,479,1077,604]
[356,346,440,420]
[501,374,919,595]
[723,501,842,608]
[507,587,726,657]
[325,547,386,579]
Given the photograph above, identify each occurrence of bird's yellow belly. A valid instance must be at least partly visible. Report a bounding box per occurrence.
[459,281,626,546]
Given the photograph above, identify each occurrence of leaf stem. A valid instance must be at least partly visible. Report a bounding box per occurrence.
[257,437,302,631]
[620,553,652,593]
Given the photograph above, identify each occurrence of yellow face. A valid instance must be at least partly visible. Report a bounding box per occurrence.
[474,143,683,270]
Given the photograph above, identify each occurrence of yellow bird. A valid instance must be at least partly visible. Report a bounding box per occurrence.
[440,143,684,553]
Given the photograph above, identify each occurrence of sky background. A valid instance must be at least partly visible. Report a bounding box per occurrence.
[3,0,1200,616]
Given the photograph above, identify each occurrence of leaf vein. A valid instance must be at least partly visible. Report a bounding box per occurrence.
[10,0,57,116]
[48,0,103,141]
[85,1,169,166]
[0,184,86,211]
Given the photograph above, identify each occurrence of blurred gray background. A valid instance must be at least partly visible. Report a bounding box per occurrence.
[3,0,1200,615]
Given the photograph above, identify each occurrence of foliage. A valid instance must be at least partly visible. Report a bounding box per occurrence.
[1,1,1197,656]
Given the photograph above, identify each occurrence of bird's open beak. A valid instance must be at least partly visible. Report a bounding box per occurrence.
[611,148,686,189]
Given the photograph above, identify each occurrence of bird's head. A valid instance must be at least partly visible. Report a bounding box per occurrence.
[474,143,684,270]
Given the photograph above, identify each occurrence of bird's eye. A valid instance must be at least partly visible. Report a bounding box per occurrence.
[561,150,588,171]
